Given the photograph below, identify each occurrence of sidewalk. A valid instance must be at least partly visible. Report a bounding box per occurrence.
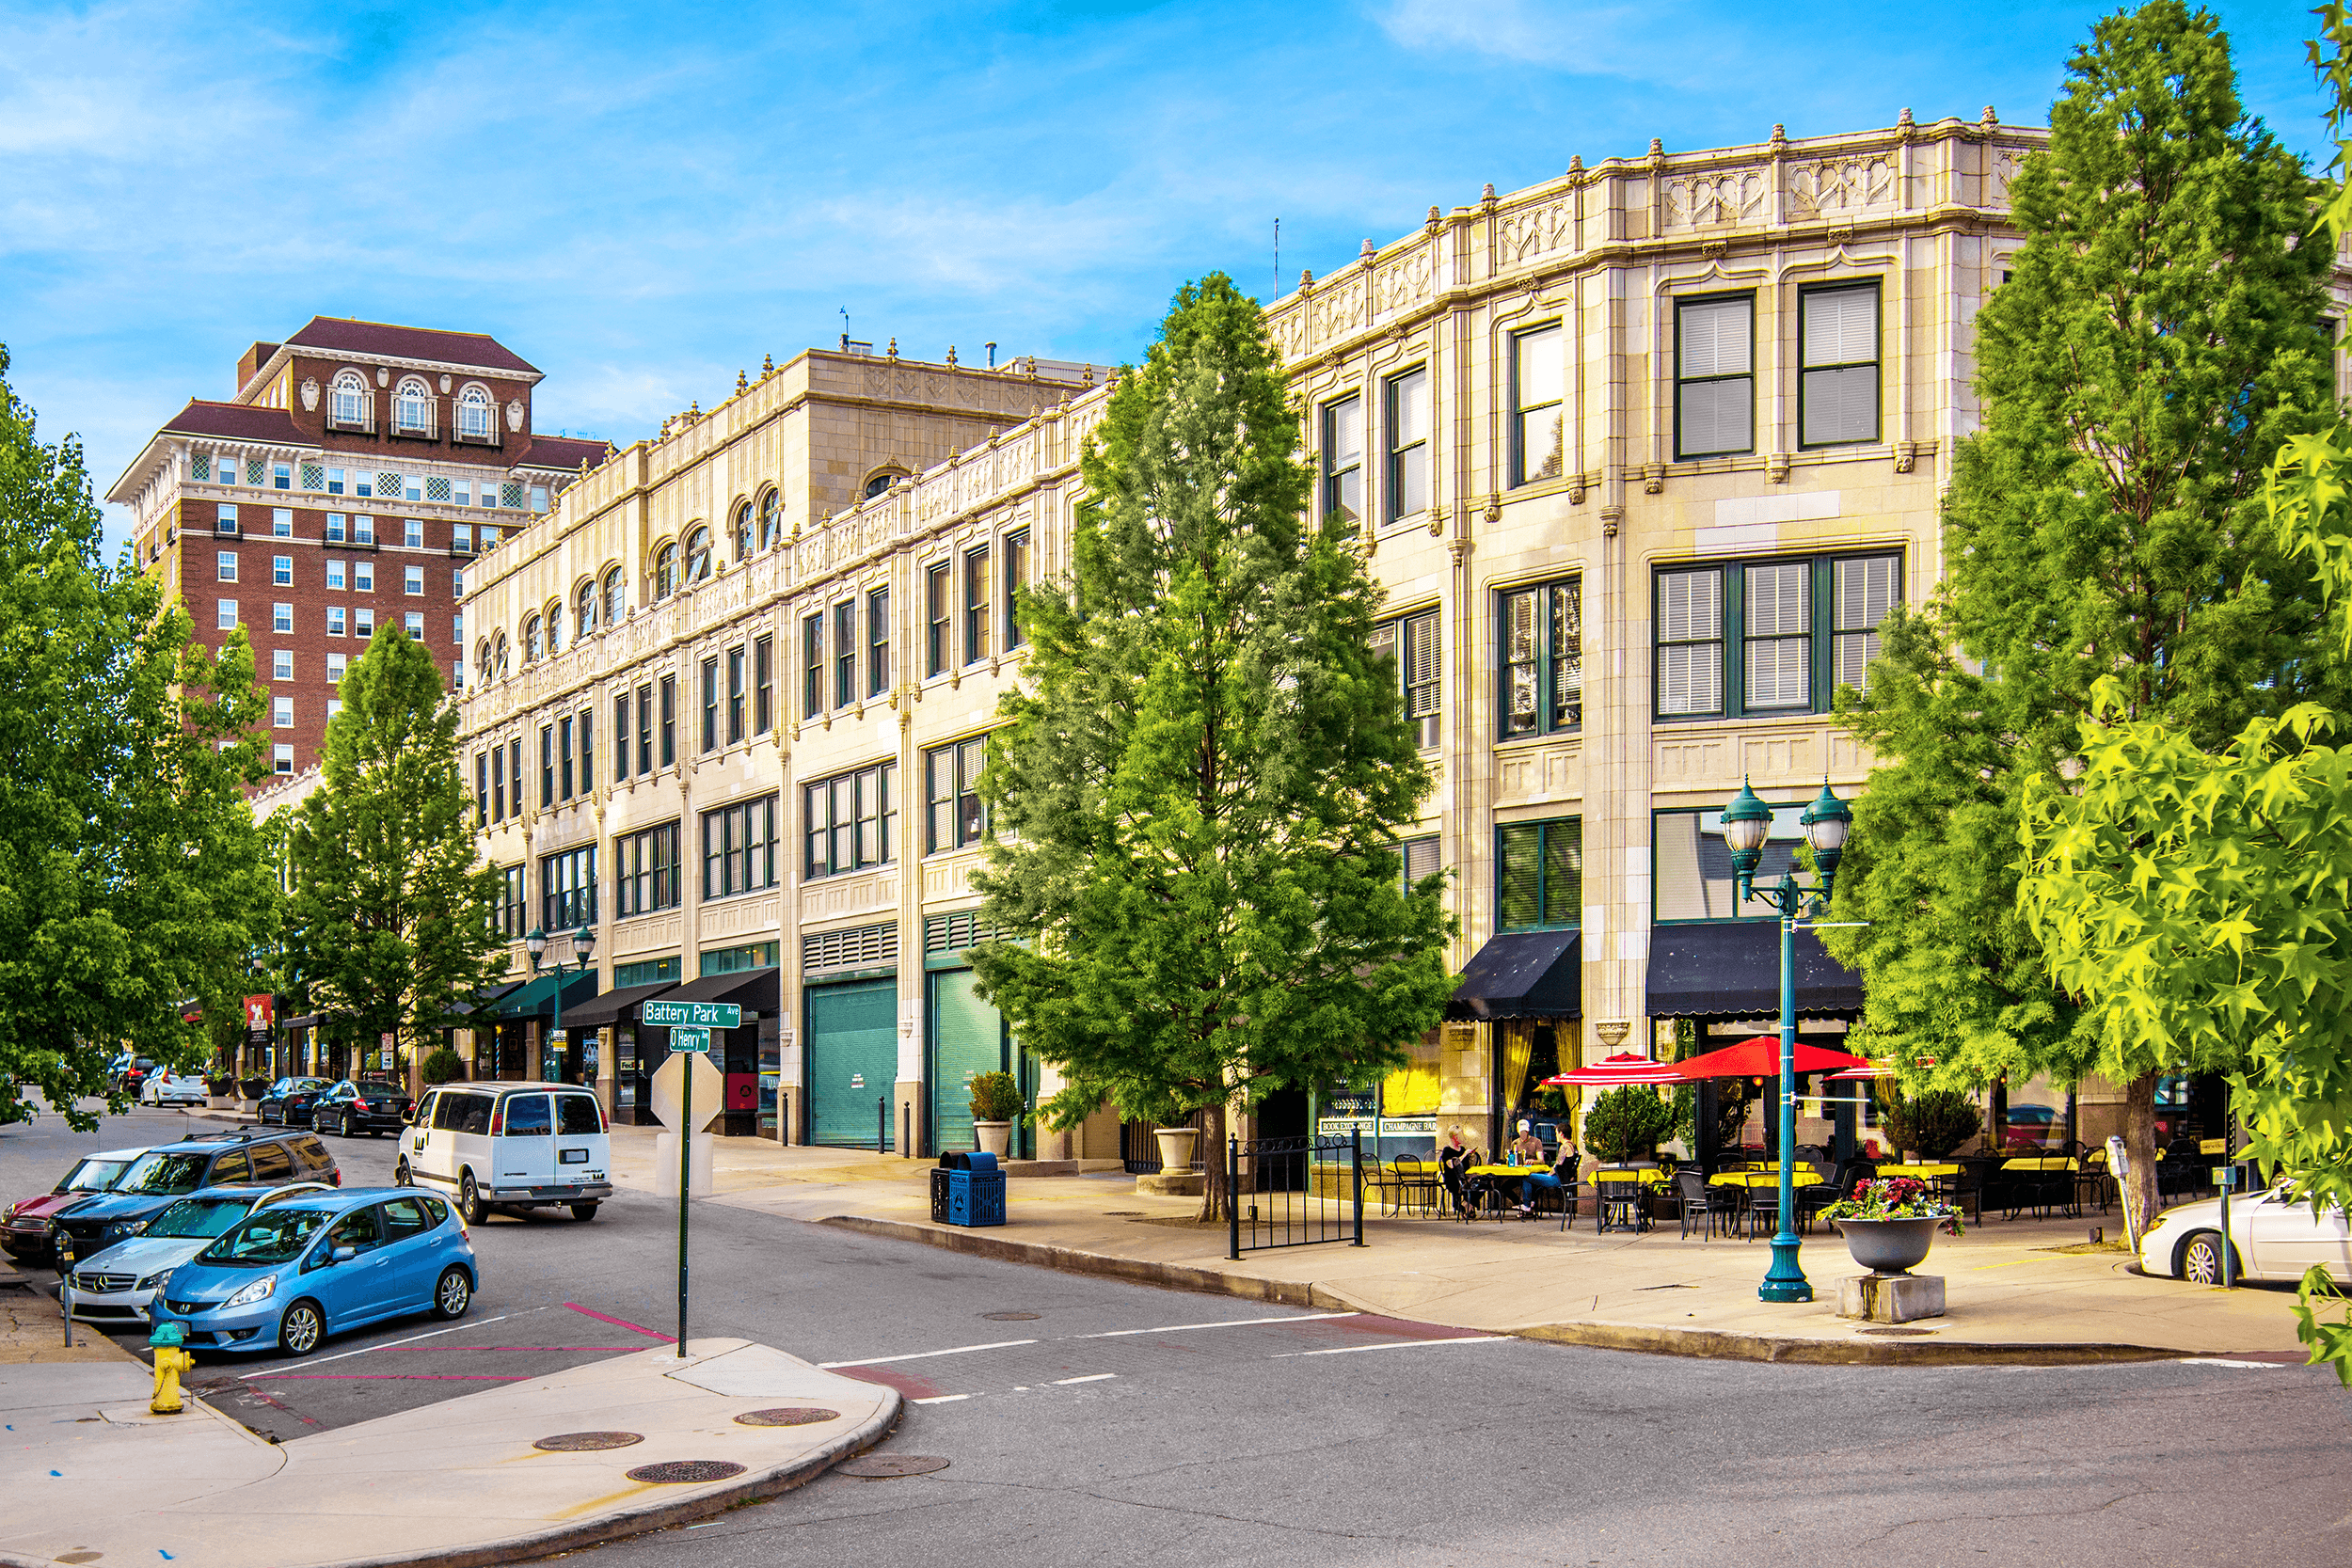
[0,1338,897,1568]
[597,1127,2314,1364]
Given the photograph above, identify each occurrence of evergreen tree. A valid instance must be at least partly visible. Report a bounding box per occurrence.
[967,275,1456,1220]
[281,626,505,1075]
[1823,0,2338,1227]
[0,345,276,1128]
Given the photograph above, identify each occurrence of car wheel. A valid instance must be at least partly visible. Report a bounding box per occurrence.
[341,1111,356,1139]
[278,1299,326,1357]
[2180,1230,2235,1285]
[570,1203,599,1222]
[393,1159,413,1187]
[433,1266,472,1320]
[459,1171,487,1227]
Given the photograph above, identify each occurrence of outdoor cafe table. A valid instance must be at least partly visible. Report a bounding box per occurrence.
[1877,1164,1961,1179]
[1708,1170,1829,1187]
[1588,1167,1670,1234]
[1460,1164,1544,1216]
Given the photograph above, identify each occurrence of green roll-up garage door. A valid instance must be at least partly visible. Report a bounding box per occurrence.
[929,969,1005,1156]
[808,978,898,1148]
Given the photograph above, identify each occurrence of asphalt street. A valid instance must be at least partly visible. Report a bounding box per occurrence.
[7,1104,2348,1568]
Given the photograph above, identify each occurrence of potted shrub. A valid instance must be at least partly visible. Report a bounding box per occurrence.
[1819,1177,1964,1274]
[1581,1085,1673,1165]
[421,1046,463,1086]
[967,1071,1025,1159]
[1882,1088,1982,1162]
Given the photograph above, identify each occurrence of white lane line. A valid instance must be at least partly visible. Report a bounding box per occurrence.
[2180,1358,2284,1369]
[818,1338,1038,1369]
[1078,1311,1360,1339]
[1052,1372,1118,1385]
[240,1312,517,1377]
[912,1393,972,1404]
[1271,1337,1512,1358]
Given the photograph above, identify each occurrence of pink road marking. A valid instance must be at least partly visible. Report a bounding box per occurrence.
[564,1302,676,1342]
[251,1372,529,1382]
[372,1345,625,1352]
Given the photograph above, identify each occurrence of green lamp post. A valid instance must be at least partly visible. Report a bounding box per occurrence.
[1720,778,1851,1304]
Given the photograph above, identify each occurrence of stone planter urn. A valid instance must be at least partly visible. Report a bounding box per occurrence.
[1153,1126,1200,1174]
[974,1120,1014,1159]
[1835,1215,1942,1275]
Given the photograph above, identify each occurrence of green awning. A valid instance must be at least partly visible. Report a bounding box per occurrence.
[485,971,598,1020]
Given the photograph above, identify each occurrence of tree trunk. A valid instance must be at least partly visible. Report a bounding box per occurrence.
[2122,1069,2159,1242]
[1199,1101,1229,1224]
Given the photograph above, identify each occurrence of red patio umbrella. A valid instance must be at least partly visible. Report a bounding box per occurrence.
[1543,1053,1682,1086]
[1664,1036,1875,1081]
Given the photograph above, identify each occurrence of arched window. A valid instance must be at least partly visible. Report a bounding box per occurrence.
[476,639,495,685]
[685,525,712,583]
[654,543,678,600]
[602,566,625,626]
[545,601,564,654]
[330,372,367,427]
[575,579,598,637]
[393,377,434,436]
[757,489,781,549]
[523,614,544,664]
[863,470,902,500]
[493,631,510,679]
[731,500,754,561]
[456,385,493,440]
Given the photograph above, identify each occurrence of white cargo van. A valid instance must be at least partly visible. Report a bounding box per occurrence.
[394,1081,612,1223]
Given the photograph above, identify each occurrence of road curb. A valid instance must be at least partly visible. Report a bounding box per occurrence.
[819,1214,2205,1368]
[0,1386,899,1568]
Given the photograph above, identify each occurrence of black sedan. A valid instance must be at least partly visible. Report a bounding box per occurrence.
[255,1077,334,1127]
[310,1078,414,1137]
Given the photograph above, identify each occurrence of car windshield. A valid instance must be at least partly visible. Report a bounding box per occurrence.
[278,1079,329,1095]
[196,1208,331,1267]
[146,1197,255,1239]
[59,1157,134,1194]
[115,1151,215,1196]
[357,1078,403,1097]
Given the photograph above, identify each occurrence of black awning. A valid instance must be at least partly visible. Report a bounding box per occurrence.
[562,981,679,1031]
[1645,922,1864,1022]
[658,967,780,1017]
[1446,930,1581,1022]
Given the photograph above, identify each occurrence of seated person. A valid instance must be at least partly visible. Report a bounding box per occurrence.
[1518,1141,1581,1215]
[1438,1127,1480,1212]
[1507,1121,1546,1166]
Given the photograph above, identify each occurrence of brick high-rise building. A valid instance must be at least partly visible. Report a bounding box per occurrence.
[109,317,611,779]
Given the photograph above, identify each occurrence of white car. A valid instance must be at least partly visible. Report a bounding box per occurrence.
[65,1182,332,1326]
[2139,1180,2352,1285]
[139,1070,210,1107]
[395,1081,612,1224]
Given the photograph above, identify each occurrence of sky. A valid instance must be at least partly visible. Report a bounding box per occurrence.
[0,0,2332,554]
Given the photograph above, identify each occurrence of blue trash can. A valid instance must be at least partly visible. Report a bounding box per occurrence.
[945,1150,1006,1227]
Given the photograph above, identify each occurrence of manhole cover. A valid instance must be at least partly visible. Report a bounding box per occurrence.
[835,1454,950,1478]
[981,1311,1040,1321]
[736,1406,841,1427]
[56,1554,103,1566]
[533,1431,644,1451]
[627,1459,748,1483]
[1856,1325,1938,1337]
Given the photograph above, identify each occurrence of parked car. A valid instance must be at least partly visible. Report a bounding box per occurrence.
[255,1078,336,1127]
[2139,1181,2352,1285]
[106,1055,156,1099]
[139,1069,210,1107]
[394,1082,610,1224]
[153,1187,477,1355]
[50,1131,340,1260]
[311,1078,415,1138]
[65,1182,333,1326]
[2,1147,151,1267]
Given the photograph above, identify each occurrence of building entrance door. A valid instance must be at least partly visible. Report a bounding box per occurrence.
[928,969,1004,1156]
[808,978,898,1148]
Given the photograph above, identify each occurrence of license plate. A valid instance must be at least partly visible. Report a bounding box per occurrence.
[570,1170,603,1183]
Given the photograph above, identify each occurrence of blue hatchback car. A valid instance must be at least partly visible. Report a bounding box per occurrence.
[154,1188,478,1355]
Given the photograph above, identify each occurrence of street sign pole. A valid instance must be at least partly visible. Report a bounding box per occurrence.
[676,1059,690,1358]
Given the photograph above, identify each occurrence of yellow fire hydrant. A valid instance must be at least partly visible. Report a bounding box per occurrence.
[149,1321,192,1415]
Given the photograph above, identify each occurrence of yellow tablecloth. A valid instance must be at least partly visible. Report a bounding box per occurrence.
[1710,1171,1827,1188]
[2001,1157,2077,1172]
[1586,1167,1671,1185]
[1878,1164,1960,1179]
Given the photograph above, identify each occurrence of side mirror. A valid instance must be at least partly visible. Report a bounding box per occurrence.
[331,1245,357,1263]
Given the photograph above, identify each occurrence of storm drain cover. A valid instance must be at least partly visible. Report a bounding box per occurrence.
[627,1459,748,1483]
[1856,1326,1938,1337]
[835,1454,950,1478]
[534,1431,644,1451]
[736,1407,841,1427]
[981,1311,1040,1321]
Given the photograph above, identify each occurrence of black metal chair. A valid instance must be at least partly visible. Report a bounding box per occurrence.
[1677,1168,1738,1241]
[1390,1157,1443,1216]
[1525,1156,1581,1230]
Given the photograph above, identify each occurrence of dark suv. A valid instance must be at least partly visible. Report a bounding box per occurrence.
[50,1131,341,1261]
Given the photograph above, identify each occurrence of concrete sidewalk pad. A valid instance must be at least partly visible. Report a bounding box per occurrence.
[0,1338,898,1568]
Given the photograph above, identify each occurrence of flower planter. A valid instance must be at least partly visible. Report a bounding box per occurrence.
[1834,1215,1942,1275]
[1153,1126,1199,1174]
[974,1120,1014,1159]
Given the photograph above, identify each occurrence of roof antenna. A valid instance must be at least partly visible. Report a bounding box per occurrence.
[839,306,850,353]
[1273,217,1280,298]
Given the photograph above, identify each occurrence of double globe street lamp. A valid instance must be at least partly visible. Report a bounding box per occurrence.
[524,926,598,1083]
[1718,778,1852,1305]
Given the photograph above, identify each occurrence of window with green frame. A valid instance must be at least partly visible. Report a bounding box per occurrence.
[1499,578,1581,737]
[613,956,680,988]
[1653,550,1900,720]
[1497,817,1581,932]
[1653,804,1815,922]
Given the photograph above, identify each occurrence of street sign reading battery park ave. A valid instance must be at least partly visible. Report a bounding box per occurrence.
[642,1001,741,1030]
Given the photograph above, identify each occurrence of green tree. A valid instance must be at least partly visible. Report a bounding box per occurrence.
[280,626,504,1075]
[2020,3,2352,1384]
[1824,0,2337,1227]
[967,274,1455,1220]
[0,345,276,1128]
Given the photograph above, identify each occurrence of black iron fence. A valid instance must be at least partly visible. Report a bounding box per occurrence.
[1121,1113,1203,1175]
[1227,1131,1366,1257]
